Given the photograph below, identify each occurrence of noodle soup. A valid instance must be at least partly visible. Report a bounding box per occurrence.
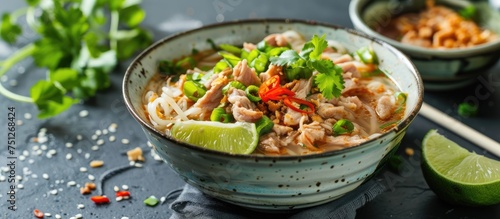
[143,31,406,156]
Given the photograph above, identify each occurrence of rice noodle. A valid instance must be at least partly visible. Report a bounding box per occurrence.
[161,87,189,121]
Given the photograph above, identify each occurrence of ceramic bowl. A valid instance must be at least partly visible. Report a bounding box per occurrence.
[349,0,500,90]
[123,19,423,211]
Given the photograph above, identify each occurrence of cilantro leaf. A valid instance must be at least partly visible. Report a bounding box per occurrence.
[300,34,328,59]
[269,50,302,66]
[30,80,77,119]
[119,5,146,27]
[0,14,22,44]
[312,59,344,99]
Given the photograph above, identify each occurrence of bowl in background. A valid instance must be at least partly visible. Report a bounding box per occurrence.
[349,0,500,90]
[123,19,423,211]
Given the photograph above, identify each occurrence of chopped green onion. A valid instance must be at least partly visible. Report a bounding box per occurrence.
[158,60,177,75]
[206,38,218,51]
[267,47,289,57]
[355,46,378,64]
[219,44,242,55]
[379,121,398,129]
[245,85,261,102]
[144,196,159,207]
[459,5,476,20]
[458,102,478,117]
[240,49,249,59]
[210,107,232,123]
[222,81,246,95]
[255,115,274,136]
[245,49,260,64]
[257,40,272,52]
[332,119,354,136]
[191,48,199,55]
[214,60,229,73]
[219,52,241,68]
[251,53,269,73]
[394,92,407,114]
[176,56,197,71]
[183,81,207,102]
[186,72,204,81]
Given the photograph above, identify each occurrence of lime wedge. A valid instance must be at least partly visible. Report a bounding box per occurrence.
[171,121,258,155]
[421,129,500,206]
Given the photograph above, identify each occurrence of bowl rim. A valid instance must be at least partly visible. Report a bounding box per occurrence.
[122,18,424,160]
[349,0,500,58]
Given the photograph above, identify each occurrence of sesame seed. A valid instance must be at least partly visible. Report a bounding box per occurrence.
[9,79,17,86]
[55,214,61,219]
[36,150,43,156]
[91,145,99,151]
[0,75,7,82]
[28,159,34,164]
[102,129,108,135]
[41,145,48,150]
[42,173,49,179]
[44,213,51,217]
[70,217,76,219]
[95,130,102,136]
[75,214,83,219]
[88,174,95,181]
[77,204,85,209]
[0,176,5,181]
[77,149,82,154]
[24,113,32,120]
[31,174,38,178]
[17,66,25,74]
[79,167,87,172]
[129,161,135,166]
[122,185,129,190]
[109,135,116,142]
[15,175,22,181]
[46,153,53,158]
[121,217,129,219]
[134,163,143,168]
[91,135,98,140]
[116,196,123,201]
[32,145,40,151]
[48,149,57,155]
[79,110,89,118]
[121,139,130,144]
[67,181,76,186]
[84,153,90,159]
[76,135,83,141]
[50,189,58,195]
[66,153,72,160]
[65,142,73,148]
[19,155,26,161]
[114,186,119,192]
[23,150,29,156]
[147,141,153,147]
[160,196,166,203]
[17,184,24,189]
[16,120,23,126]
[96,139,104,146]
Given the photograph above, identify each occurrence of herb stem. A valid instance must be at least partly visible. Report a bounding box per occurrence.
[0,43,36,103]
[109,10,120,51]
[26,6,38,30]
[10,7,28,20]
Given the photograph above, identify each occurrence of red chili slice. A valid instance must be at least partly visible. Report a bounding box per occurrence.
[116,191,131,197]
[284,97,315,114]
[34,209,44,218]
[259,75,281,100]
[91,196,110,204]
[262,87,295,102]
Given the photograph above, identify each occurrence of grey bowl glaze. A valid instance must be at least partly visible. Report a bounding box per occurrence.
[123,19,423,211]
[349,0,500,90]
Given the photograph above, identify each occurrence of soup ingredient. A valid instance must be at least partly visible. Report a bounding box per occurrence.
[33,209,44,218]
[421,129,500,206]
[378,0,496,49]
[171,121,258,154]
[116,191,131,197]
[332,119,355,136]
[457,102,478,117]
[144,196,159,207]
[127,147,145,162]
[90,160,104,168]
[90,196,110,204]
[0,0,152,118]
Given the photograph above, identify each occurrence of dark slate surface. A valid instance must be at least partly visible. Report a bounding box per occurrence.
[1,1,499,218]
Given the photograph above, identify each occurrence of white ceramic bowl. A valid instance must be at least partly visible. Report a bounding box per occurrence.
[349,0,500,90]
[123,19,423,211]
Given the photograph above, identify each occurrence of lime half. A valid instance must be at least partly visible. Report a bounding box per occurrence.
[171,121,258,155]
[421,129,500,206]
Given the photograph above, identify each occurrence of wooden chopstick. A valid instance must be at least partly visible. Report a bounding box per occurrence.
[419,102,500,158]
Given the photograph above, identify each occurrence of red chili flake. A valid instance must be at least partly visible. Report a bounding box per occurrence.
[116,191,131,197]
[90,196,110,204]
[33,209,44,218]
[284,96,315,114]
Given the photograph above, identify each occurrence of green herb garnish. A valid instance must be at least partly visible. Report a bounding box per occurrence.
[459,5,477,20]
[0,0,152,118]
[458,102,478,117]
[332,119,354,136]
[270,35,345,99]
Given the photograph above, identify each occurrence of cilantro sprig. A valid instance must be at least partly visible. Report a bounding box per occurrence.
[0,0,152,118]
[270,35,344,99]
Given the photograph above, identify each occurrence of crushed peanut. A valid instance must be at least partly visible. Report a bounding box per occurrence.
[405,147,415,156]
[127,147,145,162]
[90,160,104,168]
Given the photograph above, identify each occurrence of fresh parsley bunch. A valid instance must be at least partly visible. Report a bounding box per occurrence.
[0,0,152,118]
[270,35,345,99]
